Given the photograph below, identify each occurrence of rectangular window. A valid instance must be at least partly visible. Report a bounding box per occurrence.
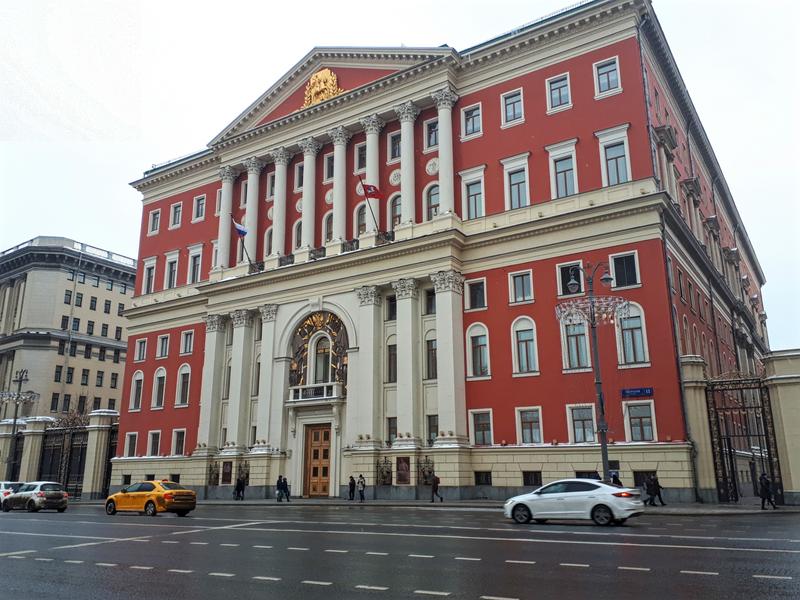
[386,344,397,383]
[566,323,589,369]
[101,324,108,337]
[61,315,69,330]
[148,210,160,234]
[91,275,99,288]
[89,296,97,310]
[84,343,92,359]
[502,89,523,125]
[612,253,639,287]
[554,156,575,198]
[510,271,533,303]
[324,153,334,181]
[67,270,74,281]
[64,290,72,304]
[425,119,438,149]
[605,142,628,185]
[54,365,63,383]
[355,143,367,172]
[125,433,137,457]
[508,169,528,209]
[266,173,276,199]
[294,163,304,191]
[69,342,77,357]
[77,272,85,284]
[178,371,190,406]
[157,335,169,358]
[93,397,101,411]
[387,417,397,445]
[386,295,397,321]
[88,317,95,334]
[118,303,124,316]
[474,471,492,486]
[522,471,542,487]
[50,393,59,412]
[465,180,483,219]
[470,334,489,377]
[114,326,122,341]
[96,371,104,387]
[170,203,182,227]
[135,339,146,361]
[519,409,541,444]
[103,299,111,314]
[181,331,194,354]
[149,431,160,456]
[466,279,486,310]
[462,104,482,137]
[120,282,127,294]
[621,315,646,364]
[111,373,118,389]
[153,373,165,408]
[571,407,595,443]
[108,398,116,411]
[78,396,87,413]
[426,339,437,380]
[113,349,120,364]
[678,271,686,300]
[595,57,620,95]
[424,289,436,315]
[81,368,89,386]
[98,346,106,361]
[427,414,438,447]
[193,195,206,221]
[144,265,155,294]
[62,394,71,413]
[515,328,536,373]
[173,430,186,456]
[58,340,65,355]
[166,259,178,289]
[72,317,80,332]
[472,412,492,445]
[388,132,401,161]
[688,282,695,310]
[188,251,201,284]
[75,292,83,307]
[628,403,654,441]
[547,74,571,110]
[106,279,113,291]
[132,378,142,410]
[559,263,582,295]
[239,180,248,208]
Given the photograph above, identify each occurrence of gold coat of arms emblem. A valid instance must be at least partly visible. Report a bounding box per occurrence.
[301,68,346,109]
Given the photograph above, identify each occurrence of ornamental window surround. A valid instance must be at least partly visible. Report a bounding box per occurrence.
[556,260,584,296]
[423,118,439,151]
[388,195,401,230]
[595,123,632,187]
[616,302,650,367]
[593,56,622,99]
[322,152,335,183]
[501,88,525,127]
[511,316,539,375]
[464,277,487,311]
[460,102,482,140]
[516,407,542,444]
[129,371,144,411]
[425,183,440,221]
[501,152,531,211]
[169,202,182,229]
[192,194,206,222]
[567,404,596,443]
[623,400,656,442]
[562,320,591,371]
[466,322,491,379]
[354,142,367,174]
[609,250,640,289]
[546,73,572,114]
[459,165,485,220]
[508,270,534,304]
[148,209,160,235]
[546,139,578,199]
[387,130,401,164]
[152,367,166,409]
[469,409,493,446]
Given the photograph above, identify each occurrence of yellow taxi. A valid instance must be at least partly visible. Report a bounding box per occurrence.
[105,480,196,517]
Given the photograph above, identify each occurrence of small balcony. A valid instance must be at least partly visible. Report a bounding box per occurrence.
[287,381,344,404]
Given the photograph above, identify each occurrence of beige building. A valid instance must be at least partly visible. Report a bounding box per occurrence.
[0,237,136,418]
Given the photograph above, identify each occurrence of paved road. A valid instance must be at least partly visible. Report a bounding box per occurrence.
[1,504,798,599]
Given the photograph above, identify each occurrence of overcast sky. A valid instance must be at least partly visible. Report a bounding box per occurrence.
[1,0,797,349]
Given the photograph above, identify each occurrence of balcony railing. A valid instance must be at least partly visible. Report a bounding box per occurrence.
[342,239,359,253]
[309,247,326,260]
[278,254,295,267]
[248,261,265,274]
[376,231,395,245]
[288,381,344,402]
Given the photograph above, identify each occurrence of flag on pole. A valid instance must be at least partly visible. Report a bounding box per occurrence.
[231,215,247,237]
[359,176,384,201]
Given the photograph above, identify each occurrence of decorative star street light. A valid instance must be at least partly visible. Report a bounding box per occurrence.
[0,369,40,480]
[555,263,629,484]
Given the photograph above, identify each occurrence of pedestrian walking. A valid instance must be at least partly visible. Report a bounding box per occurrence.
[276,475,284,502]
[234,475,246,501]
[611,472,623,487]
[759,473,777,510]
[652,475,666,506]
[282,476,291,502]
[348,476,356,501]
[431,473,443,503]
[357,474,366,503]
[645,475,657,506]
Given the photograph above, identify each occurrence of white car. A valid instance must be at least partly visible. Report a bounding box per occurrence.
[504,478,644,526]
[0,481,23,503]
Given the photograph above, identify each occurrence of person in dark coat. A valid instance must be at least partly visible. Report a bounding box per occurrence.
[611,473,623,487]
[759,473,777,510]
[234,476,246,501]
[645,475,657,506]
[357,474,366,503]
[276,475,284,502]
[282,476,291,502]
[348,476,356,501]
[652,476,666,506]
[431,473,443,503]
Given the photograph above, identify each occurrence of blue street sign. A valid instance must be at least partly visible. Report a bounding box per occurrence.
[621,387,653,398]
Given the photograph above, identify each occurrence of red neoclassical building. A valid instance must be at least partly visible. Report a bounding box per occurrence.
[115,0,773,502]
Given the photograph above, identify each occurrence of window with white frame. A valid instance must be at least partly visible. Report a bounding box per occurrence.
[459,165,485,220]
[157,334,169,358]
[172,429,186,455]
[181,330,194,354]
[517,407,542,444]
[501,152,530,210]
[211,240,219,268]
[425,332,437,380]
[563,321,590,369]
[323,213,333,242]
[512,317,538,374]
[129,371,143,411]
[176,364,190,406]
[125,432,138,457]
[617,302,649,365]
[388,196,401,230]
[293,163,304,192]
[610,251,640,288]
[148,431,161,456]
[164,251,179,290]
[546,73,572,112]
[425,184,440,221]
[135,339,147,362]
[323,153,334,183]
[355,204,367,236]
[594,56,621,98]
[557,261,583,295]
[148,209,161,234]
[624,400,655,442]
[215,188,222,215]
[312,335,332,384]
[187,244,202,284]
[461,103,482,139]
[465,278,487,310]
[142,258,156,295]
[546,139,578,199]
[239,180,248,208]
[354,142,366,173]
[596,124,632,187]
[293,220,302,249]
[501,88,524,126]
[509,270,533,303]
[568,405,595,443]
[424,118,438,150]
[387,131,401,163]
[466,323,490,378]
[266,172,276,199]
[193,195,206,221]
[152,368,166,409]
[470,410,492,445]
[169,202,182,228]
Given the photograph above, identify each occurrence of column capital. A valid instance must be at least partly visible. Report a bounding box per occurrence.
[244,157,266,175]
[431,270,464,295]
[360,114,385,135]
[431,85,459,110]
[394,101,420,123]
[356,285,382,306]
[391,278,418,300]
[328,126,352,146]
[298,137,322,156]
[219,165,238,182]
[259,303,278,322]
[205,314,225,332]
[230,309,253,328]
[269,147,293,166]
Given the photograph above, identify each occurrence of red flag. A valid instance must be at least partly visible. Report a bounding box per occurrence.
[361,182,384,201]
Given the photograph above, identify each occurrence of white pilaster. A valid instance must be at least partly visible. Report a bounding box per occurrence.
[360,114,384,232]
[269,148,292,257]
[431,86,459,216]
[299,137,322,250]
[255,304,278,444]
[226,309,254,451]
[215,166,237,268]
[395,101,419,225]
[196,314,226,454]
[243,157,265,263]
[329,126,351,244]
[430,270,467,445]
[392,278,421,448]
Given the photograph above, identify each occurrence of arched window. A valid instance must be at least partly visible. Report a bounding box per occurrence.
[616,303,649,365]
[175,364,191,407]
[466,323,490,378]
[708,340,716,375]
[293,221,302,250]
[561,320,590,369]
[682,316,690,354]
[253,355,261,396]
[389,195,401,230]
[313,336,332,383]
[356,204,367,236]
[264,228,273,258]
[511,317,538,374]
[424,330,437,380]
[152,367,166,409]
[130,371,144,411]
[426,185,440,221]
[701,332,707,365]
[223,359,232,399]
[323,212,333,243]
[693,325,700,358]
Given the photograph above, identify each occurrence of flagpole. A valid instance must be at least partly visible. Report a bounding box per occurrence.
[357,175,381,233]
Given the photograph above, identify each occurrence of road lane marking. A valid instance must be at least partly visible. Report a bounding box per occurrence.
[168,569,194,574]
[190,542,208,545]
[8,556,26,560]
[171,521,264,536]
[130,566,154,570]
[356,585,389,591]
[96,563,117,567]
[409,554,434,558]
[506,560,536,565]
[161,540,180,544]
[680,570,719,576]
[288,547,309,551]
[366,551,388,556]
[209,572,235,577]
[0,531,114,541]
[560,563,590,568]
[34,558,54,562]
[0,550,36,557]
[752,575,793,580]
[303,581,332,586]
[253,545,272,549]
[618,566,651,572]
[253,576,281,581]
[414,591,450,596]
[455,556,481,561]
[325,549,348,553]
[64,560,84,564]
[220,543,239,547]
[481,596,519,600]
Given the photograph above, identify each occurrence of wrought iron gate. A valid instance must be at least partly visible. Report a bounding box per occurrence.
[706,376,783,504]
[8,432,23,481]
[38,427,88,499]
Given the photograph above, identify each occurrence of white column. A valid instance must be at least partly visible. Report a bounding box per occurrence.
[392,278,421,447]
[394,101,419,225]
[430,270,467,445]
[299,137,322,249]
[360,114,384,232]
[328,126,351,242]
[431,86,459,215]
[196,314,226,454]
[243,157,265,263]
[226,309,254,451]
[215,166,237,268]
[255,304,277,444]
[269,148,292,256]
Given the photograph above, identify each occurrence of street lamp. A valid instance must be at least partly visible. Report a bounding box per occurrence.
[0,369,40,480]
[556,263,629,484]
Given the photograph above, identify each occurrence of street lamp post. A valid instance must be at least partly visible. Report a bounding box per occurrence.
[0,369,40,480]
[556,263,628,484]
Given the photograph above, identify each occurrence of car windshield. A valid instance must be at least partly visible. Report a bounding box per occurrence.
[159,482,186,491]
[41,484,63,492]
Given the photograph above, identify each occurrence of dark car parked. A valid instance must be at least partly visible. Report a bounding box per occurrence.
[1,481,68,513]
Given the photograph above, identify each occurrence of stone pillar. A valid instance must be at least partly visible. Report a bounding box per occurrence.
[268,148,292,260]
[392,278,421,448]
[19,417,50,481]
[328,126,351,253]
[269,357,291,452]
[431,270,467,445]
[360,114,385,233]
[226,309,254,451]
[395,101,419,227]
[0,419,14,470]
[680,355,717,502]
[764,349,800,505]
[431,86,459,216]
[215,166,237,269]
[195,314,226,455]
[82,410,117,499]
[243,157,265,263]
[298,137,322,258]
[255,304,278,444]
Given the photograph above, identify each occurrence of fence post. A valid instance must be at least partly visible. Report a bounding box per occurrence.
[679,356,717,502]
[82,410,118,500]
[763,349,800,505]
[19,417,52,481]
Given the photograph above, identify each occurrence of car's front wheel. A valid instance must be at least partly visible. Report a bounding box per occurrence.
[512,504,531,524]
[144,501,157,517]
[591,504,614,526]
[1,501,10,512]
[105,501,117,515]
[26,500,39,513]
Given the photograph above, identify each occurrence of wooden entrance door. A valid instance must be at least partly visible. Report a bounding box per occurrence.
[303,424,331,497]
